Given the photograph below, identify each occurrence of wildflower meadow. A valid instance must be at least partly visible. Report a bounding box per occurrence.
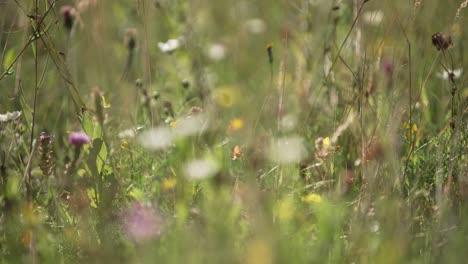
[0,0,467,263]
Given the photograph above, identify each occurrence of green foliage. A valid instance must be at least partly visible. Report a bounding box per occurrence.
[0,0,467,263]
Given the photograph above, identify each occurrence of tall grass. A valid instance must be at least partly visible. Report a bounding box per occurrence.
[0,0,467,263]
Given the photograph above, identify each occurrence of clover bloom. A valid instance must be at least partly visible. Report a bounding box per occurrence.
[122,202,163,242]
[68,131,91,147]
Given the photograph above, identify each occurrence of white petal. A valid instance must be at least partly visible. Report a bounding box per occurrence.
[207,43,226,61]
[184,159,219,180]
[453,68,463,78]
[138,127,173,150]
[268,136,307,164]
[158,42,167,51]
[118,128,137,139]
[158,38,180,53]
[173,114,209,137]
[167,39,180,49]
[280,114,297,132]
[0,111,22,122]
[244,18,266,34]
[436,68,463,80]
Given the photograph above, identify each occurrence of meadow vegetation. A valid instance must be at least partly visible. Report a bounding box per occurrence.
[0,0,467,263]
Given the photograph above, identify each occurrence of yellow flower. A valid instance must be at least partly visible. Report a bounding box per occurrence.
[404,122,417,132]
[169,120,178,128]
[228,118,244,131]
[403,122,418,140]
[213,86,240,107]
[276,197,294,222]
[301,193,322,203]
[162,178,177,190]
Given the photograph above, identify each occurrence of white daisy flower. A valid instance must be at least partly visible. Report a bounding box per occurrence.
[280,114,298,132]
[173,114,209,137]
[244,18,266,34]
[207,43,226,61]
[0,111,21,122]
[138,127,173,150]
[158,38,181,53]
[268,136,307,164]
[184,159,219,180]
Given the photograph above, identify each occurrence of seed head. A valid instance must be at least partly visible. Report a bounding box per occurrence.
[188,106,203,115]
[38,132,55,177]
[135,78,144,89]
[163,101,174,118]
[432,32,452,51]
[60,6,76,32]
[266,43,273,64]
[125,28,138,51]
[181,79,190,89]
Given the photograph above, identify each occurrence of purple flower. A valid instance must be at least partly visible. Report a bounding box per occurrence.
[122,202,163,242]
[68,131,91,147]
[381,59,394,78]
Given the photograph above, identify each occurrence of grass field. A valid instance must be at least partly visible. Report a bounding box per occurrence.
[0,0,467,263]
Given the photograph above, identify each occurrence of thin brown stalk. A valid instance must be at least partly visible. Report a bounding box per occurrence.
[325,0,368,80]
[140,0,152,85]
[277,35,289,134]
[19,139,37,191]
[401,24,414,184]
[353,0,362,65]
[14,22,28,98]
[28,0,40,203]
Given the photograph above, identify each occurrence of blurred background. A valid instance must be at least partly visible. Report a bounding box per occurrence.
[0,0,467,263]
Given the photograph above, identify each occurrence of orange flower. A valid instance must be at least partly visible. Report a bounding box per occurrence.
[232,145,241,160]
